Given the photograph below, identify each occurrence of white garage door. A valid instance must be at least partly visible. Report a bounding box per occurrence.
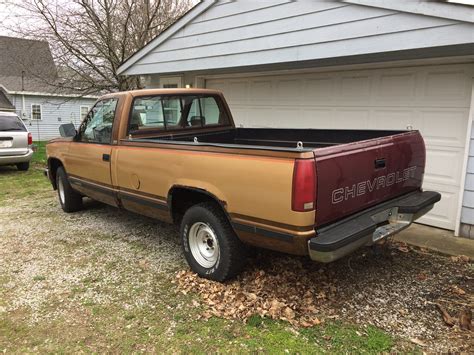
[206,64,473,230]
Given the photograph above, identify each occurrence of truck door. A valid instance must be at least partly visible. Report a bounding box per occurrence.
[64,98,118,206]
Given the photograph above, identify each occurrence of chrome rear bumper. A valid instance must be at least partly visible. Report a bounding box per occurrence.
[308,191,441,263]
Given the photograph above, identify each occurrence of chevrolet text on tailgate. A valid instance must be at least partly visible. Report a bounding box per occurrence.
[45,89,441,281]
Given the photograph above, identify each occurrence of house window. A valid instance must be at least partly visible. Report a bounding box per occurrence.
[31,104,42,120]
[80,105,90,120]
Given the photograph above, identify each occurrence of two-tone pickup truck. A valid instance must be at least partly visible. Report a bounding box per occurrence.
[45,89,440,281]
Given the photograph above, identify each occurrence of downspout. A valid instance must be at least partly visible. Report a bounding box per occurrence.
[21,71,26,116]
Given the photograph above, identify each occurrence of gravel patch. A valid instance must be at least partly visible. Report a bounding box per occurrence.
[0,193,185,325]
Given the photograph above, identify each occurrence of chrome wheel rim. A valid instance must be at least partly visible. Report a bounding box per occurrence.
[58,178,65,204]
[188,222,219,268]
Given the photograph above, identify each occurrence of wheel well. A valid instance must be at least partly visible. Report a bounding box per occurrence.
[169,187,228,225]
[48,158,63,190]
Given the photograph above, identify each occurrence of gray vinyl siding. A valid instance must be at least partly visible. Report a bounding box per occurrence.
[127,1,474,75]
[9,94,96,141]
[462,124,474,224]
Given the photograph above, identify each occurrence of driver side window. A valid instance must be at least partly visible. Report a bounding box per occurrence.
[78,98,117,144]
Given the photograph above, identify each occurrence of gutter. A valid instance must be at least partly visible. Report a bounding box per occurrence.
[7,90,98,99]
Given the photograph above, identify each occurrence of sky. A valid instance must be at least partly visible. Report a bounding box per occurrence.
[0,0,35,36]
[0,0,200,37]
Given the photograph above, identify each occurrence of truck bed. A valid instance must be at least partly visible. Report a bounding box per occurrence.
[142,128,406,150]
[135,127,424,227]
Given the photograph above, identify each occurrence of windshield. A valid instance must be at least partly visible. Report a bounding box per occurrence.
[0,115,26,132]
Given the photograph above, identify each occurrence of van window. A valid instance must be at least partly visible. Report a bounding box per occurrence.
[0,115,26,132]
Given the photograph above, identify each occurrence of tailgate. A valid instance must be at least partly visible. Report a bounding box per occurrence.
[314,131,425,226]
[0,132,28,156]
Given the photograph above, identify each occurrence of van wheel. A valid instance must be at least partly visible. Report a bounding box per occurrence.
[56,167,82,212]
[180,202,247,282]
[16,162,29,171]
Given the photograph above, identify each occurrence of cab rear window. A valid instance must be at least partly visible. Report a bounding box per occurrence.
[129,95,230,133]
[0,115,27,132]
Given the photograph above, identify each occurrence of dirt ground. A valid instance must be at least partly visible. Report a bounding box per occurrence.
[1,173,472,352]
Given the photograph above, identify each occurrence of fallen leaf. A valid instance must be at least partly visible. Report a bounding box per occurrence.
[397,245,409,253]
[283,307,295,320]
[459,308,472,331]
[436,303,456,327]
[451,285,466,296]
[416,273,427,281]
[410,338,427,347]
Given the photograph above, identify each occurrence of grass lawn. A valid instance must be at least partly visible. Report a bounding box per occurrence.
[32,141,47,165]
[0,141,410,353]
[0,141,49,202]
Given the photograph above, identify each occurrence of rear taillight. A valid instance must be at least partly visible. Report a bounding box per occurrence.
[292,159,316,212]
[28,132,32,145]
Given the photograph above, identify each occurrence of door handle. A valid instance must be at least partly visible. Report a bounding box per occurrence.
[102,153,110,162]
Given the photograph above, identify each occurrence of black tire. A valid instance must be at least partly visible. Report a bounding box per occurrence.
[56,167,83,213]
[180,202,247,282]
[16,162,29,171]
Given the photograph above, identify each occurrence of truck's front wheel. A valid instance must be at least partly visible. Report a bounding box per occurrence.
[180,202,247,282]
[56,167,83,213]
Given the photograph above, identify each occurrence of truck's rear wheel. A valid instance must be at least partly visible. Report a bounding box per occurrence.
[180,202,247,282]
[56,167,83,213]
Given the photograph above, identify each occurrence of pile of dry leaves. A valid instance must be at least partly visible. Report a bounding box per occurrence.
[175,257,333,327]
[174,244,473,345]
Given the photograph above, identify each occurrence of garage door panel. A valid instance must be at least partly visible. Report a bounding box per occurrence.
[249,80,274,104]
[377,72,417,102]
[340,75,371,102]
[417,186,458,230]
[206,64,472,230]
[424,147,463,186]
[304,78,336,103]
[276,80,302,102]
[423,69,471,104]
[300,109,335,128]
[371,109,415,130]
[206,80,227,91]
[272,108,302,127]
[334,109,370,128]
[229,108,250,126]
[227,81,249,103]
[420,109,468,147]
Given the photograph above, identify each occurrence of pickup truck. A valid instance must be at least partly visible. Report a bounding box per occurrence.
[45,89,440,281]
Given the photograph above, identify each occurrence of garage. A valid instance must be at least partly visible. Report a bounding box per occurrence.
[205,64,474,230]
[117,0,474,235]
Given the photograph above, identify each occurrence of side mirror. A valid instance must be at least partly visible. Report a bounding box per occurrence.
[59,123,77,137]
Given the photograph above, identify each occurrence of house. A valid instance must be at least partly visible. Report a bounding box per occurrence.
[117,0,474,238]
[0,36,97,141]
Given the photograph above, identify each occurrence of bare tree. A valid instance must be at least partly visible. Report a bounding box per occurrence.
[9,0,192,94]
